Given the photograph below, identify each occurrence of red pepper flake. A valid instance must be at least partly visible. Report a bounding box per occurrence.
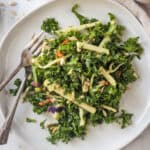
[55,50,64,58]
[62,39,69,45]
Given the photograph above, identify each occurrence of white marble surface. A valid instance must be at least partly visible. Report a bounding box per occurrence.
[0,0,150,150]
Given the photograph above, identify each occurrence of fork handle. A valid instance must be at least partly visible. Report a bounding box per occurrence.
[0,77,26,145]
[0,63,22,91]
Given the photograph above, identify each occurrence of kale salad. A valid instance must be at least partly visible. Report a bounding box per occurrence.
[18,4,143,144]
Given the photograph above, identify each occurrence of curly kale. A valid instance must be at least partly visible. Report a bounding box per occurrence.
[47,103,86,144]
[116,110,133,128]
[41,18,59,34]
[9,78,22,96]
[121,37,143,57]
[72,4,98,24]
[26,117,37,123]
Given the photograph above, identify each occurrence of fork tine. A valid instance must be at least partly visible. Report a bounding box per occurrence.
[33,45,43,56]
[25,31,44,51]
[0,31,45,91]
[30,34,45,54]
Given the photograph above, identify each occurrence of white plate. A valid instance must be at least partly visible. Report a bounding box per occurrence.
[0,0,150,149]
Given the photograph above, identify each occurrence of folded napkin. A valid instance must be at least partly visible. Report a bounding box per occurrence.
[115,0,150,36]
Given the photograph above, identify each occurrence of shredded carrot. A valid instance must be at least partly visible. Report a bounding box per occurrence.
[39,99,52,106]
[38,102,44,106]
[55,51,64,58]
[62,39,69,45]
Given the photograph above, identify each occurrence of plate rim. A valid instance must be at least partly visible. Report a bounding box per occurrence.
[0,0,150,149]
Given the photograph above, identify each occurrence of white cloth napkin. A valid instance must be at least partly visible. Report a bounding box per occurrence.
[116,0,150,36]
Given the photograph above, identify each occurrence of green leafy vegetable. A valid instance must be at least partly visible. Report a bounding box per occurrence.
[9,78,22,96]
[41,18,59,34]
[122,37,143,57]
[26,117,37,123]
[116,110,133,128]
[72,4,98,24]
[40,119,46,129]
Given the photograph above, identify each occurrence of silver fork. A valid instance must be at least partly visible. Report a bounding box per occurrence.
[0,31,44,91]
[0,67,29,145]
[0,32,44,145]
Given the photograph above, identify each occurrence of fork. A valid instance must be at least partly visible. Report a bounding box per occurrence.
[0,32,44,145]
[0,67,29,145]
[0,31,44,91]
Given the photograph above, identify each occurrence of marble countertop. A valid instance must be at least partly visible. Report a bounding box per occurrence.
[0,0,150,150]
